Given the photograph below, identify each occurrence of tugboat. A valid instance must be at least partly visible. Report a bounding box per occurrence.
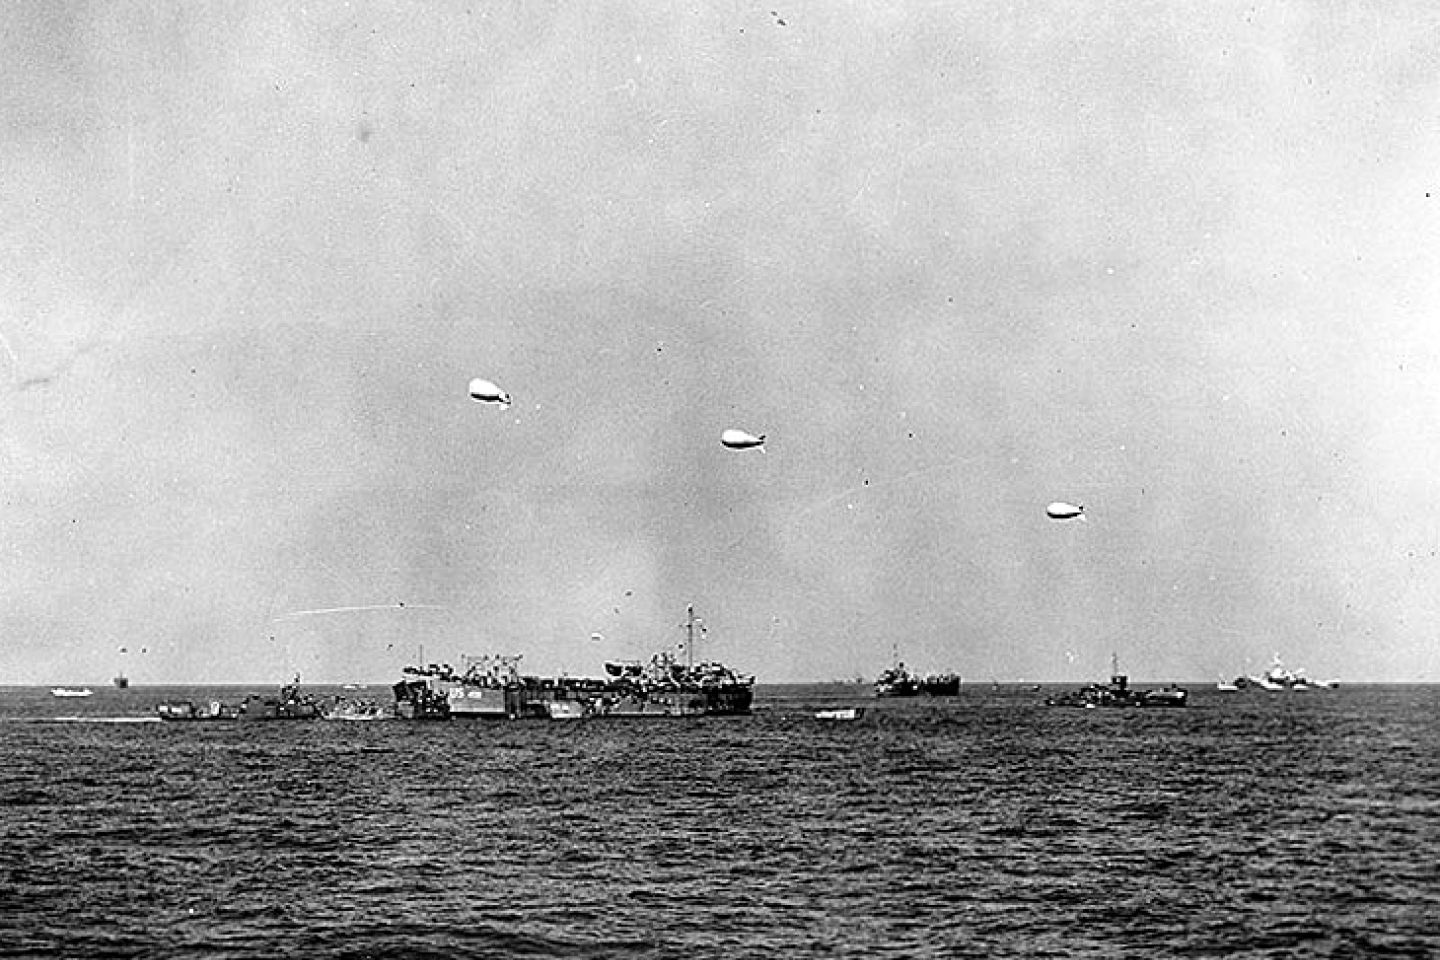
[1045,654,1188,708]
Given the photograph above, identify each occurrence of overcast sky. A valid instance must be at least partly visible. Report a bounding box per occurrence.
[3,2,1438,685]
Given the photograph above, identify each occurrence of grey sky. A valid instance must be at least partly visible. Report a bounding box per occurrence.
[3,2,1437,684]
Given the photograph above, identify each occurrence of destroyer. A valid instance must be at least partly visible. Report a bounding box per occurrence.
[393,605,755,720]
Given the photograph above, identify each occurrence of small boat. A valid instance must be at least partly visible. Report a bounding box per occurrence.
[1140,685,1189,708]
[322,698,391,721]
[157,699,239,721]
[815,707,865,721]
[50,688,94,698]
[113,674,130,690]
[546,700,588,720]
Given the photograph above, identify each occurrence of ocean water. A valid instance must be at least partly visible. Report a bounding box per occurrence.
[1,683,1436,959]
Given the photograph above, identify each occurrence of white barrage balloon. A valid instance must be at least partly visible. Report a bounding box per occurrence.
[468,378,511,408]
[1046,501,1085,521]
[720,428,766,451]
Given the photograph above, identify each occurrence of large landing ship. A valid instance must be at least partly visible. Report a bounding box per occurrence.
[393,606,755,720]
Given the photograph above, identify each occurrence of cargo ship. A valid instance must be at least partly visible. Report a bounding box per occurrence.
[393,605,755,720]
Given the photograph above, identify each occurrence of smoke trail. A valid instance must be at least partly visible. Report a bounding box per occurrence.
[272,603,446,622]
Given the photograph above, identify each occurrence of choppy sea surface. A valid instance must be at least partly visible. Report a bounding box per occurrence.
[2,683,1436,959]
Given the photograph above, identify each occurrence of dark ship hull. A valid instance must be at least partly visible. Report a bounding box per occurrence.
[875,677,920,698]
[589,683,754,717]
[1045,673,1188,709]
[919,673,961,696]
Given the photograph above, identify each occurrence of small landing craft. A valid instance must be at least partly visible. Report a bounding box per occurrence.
[546,700,588,720]
[156,699,238,721]
[322,697,391,721]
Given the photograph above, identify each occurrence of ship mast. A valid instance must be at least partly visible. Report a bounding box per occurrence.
[685,605,694,670]
[683,605,704,670]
